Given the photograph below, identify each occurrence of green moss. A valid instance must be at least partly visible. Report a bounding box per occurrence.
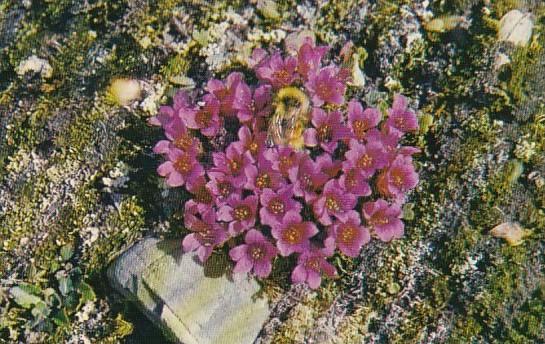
[83,196,145,276]
[448,243,539,342]
[501,43,544,106]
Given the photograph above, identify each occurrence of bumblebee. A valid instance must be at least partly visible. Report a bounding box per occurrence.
[267,86,310,150]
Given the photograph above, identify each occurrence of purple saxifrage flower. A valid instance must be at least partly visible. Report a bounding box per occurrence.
[376,155,419,201]
[244,153,284,193]
[362,199,404,242]
[348,99,381,141]
[206,171,237,206]
[297,39,329,78]
[291,238,337,289]
[233,83,273,123]
[259,185,302,227]
[211,142,255,189]
[153,117,199,155]
[206,72,243,116]
[304,108,350,153]
[271,211,318,256]
[182,209,228,263]
[218,194,258,235]
[385,94,419,137]
[264,146,302,178]
[344,140,388,178]
[365,128,401,163]
[330,211,370,257]
[256,53,298,89]
[229,229,278,278]
[148,90,194,127]
[339,167,372,197]
[185,175,214,212]
[316,153,342,179]
[313,179,357,225]
[289,156,328,202]
[183,94,221,137]
[304,66,346,106]
[157,148,203,188]
[237,125,267,161]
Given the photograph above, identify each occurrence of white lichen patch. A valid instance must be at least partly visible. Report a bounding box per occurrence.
[140,81,166,115]
[197,8,253,72]
[5,149,33,174]
[16,55,53,79]
[102,162,130,193]
[513,137,537,162]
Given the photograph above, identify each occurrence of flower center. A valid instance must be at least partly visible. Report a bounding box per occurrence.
[256,172,271,189]
[283,225,304,244]
[249,142,259,155]
[234,205,251,221]
[317,83,331,100]
[393,174,404,187]
[305,257,321,272]
[217,181,232,197]
[369,215,389,227]
[357,154,373,169]
[317,124,332,142]
[279,156,293,172]
[352,120,367,139]
[196,109,212,127]
[273,69,290,85]
[229,158,241,173]
[395,117,406,130]
[194,223,214,246]
[339,225,357,245]
[174,154,193,173]
[250,245,265,261]
[174,133,194,150]
[215,88,229,101]
[302,174,313,190]
[193,185,213,204]
[346,170,358,187]
[268,198,285,215]
[325,196,340,212]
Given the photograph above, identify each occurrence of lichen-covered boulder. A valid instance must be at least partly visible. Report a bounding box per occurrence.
[498,9,533,46]
[108,238,270,344]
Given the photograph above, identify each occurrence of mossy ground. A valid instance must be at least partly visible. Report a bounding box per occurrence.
[1,0,544,343]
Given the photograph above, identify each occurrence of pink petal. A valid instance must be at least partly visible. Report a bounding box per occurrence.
[303,128,318,146]
[197,246,212,263]
[166,171,184,187]
[253,261,272,278]
[229,245,248,261]
[157,161,174,176]
[217,205,233,222]
[321,261,337,277]
[153,140,171,154]
[246,229,265,244]
[291,264,307,284]
[233,258,253,274]
[306,270,322,289]
[182,234,200,252]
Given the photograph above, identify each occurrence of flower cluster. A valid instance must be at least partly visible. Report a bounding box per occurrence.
[151,39,419,289]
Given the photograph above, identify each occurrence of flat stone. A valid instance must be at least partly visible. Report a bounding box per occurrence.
[108,238,270,344]
[498,10,533,46]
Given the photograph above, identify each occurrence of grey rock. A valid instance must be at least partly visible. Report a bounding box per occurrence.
[108,238,270,344]
[498,10,533,46]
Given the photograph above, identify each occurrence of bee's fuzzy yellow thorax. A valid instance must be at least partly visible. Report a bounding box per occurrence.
[267,86,310,150]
